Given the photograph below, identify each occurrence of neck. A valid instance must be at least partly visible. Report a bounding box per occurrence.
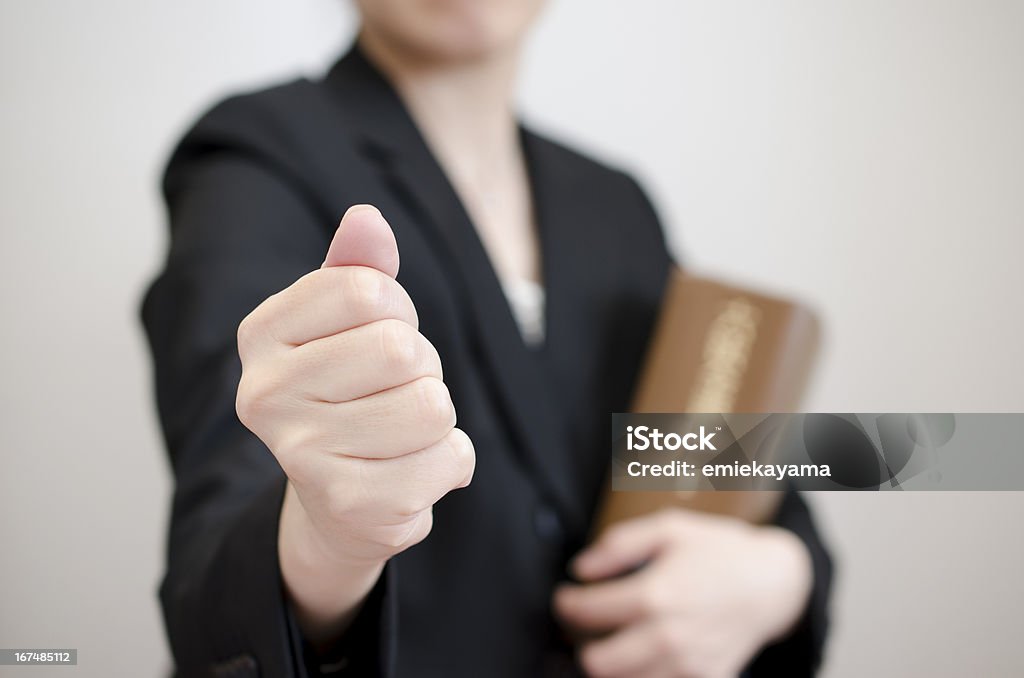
[358,29,523,187]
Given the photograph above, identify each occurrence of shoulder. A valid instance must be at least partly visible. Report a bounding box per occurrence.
[163,78,344,199]
[176,78,329,151]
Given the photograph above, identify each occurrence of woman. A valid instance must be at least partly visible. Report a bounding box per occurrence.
[143,1,832,676]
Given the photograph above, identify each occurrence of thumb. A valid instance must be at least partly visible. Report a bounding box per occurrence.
[322,204,400,278]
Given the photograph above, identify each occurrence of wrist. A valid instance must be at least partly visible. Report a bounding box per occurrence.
[279,481,385,646]
[752,525,814,642]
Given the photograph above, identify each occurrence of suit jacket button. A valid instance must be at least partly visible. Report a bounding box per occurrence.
[210,653,258,678]
[533,505,563,542]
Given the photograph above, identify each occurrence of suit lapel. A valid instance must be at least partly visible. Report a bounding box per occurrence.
[522,131,629,517]
[322,47,588,534]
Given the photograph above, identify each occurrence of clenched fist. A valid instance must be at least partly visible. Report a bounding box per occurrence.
[235,205,475,643]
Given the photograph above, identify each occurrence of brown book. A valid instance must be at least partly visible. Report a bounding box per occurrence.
[593,269,821,534]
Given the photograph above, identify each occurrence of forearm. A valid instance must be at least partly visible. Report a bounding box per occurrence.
[750,489,834,675]
[161,479,298,676]
[753,524,814,643]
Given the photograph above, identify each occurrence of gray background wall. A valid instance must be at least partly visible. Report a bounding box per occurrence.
[1,1,1022,676]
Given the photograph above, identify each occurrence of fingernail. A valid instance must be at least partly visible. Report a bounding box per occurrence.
[344,204,380,217]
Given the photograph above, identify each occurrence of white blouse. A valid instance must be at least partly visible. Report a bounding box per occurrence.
[501,277,546,347]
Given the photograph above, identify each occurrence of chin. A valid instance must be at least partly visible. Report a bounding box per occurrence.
[358,0,544,63]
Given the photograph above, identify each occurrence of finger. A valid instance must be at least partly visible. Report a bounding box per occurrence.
[243,265,418,353]
[283,319,443,403]
[343,428,476,520]
[573,511,678,582]
[553,573,654,633]
[578,619,668,678]
[308,376,456,459]
[323,204,400,278]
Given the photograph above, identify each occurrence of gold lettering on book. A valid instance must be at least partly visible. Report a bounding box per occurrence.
[685,297,762,412]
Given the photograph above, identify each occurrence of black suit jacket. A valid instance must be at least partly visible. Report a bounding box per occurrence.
[142,45,832,678]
